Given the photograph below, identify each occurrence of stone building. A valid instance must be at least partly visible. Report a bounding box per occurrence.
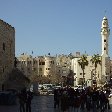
[17,54,72,84]
[71,16,111,87]
[38,55,56,78]
[56,54,71,77]
[17,53,36,77]
[71,55,101,86]
[55,54,72,85]
[0,19,15,90]
[17,54,57,83]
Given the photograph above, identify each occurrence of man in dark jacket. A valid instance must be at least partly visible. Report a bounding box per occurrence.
[26,90,33,112]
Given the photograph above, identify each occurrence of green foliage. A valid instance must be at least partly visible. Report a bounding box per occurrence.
[91,54,101,69]
[78,54,88,70]
[78,54,88,86]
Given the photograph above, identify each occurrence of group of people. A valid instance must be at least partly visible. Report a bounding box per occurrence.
[54,86,111,112]
[18,88,33,112]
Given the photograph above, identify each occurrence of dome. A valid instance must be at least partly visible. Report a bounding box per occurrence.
[103,16,107,20]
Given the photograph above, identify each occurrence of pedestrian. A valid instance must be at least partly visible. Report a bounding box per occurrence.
[86,91,91,112]
[91,88,98,112]
[54,88,60,108]
[18,88,27,112]
[26,90,33,112]
[99,90,106,112]
[74,95,81,112]
[60,90,69,112]
[104,88,111,110]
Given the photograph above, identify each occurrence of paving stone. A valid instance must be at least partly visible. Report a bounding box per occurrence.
[0,95,112,112]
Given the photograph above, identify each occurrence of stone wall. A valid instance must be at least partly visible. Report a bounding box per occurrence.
[0,19,15,90]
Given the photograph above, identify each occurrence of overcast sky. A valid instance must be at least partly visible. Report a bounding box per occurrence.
[0,0,112,57]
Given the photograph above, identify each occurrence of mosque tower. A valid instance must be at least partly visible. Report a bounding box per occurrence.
[101,16,110,56]
[101,16,110,82]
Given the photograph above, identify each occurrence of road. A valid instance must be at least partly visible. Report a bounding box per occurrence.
[0,95,112,112]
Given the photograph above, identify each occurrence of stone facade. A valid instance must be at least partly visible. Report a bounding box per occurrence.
[17,54,56,78]
[17,54,72,84]
[0,19,15,90]
[71,55,102,86]
[56,54,71,77]
[17,53,37,77]
[71,17,111,86]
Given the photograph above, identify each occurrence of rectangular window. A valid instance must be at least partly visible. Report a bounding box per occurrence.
[2,67,4,73]
[39,68,42,71]
[63,70,66,73]
[39,62,45,65]
[42,62,45,65]
[3,43,5,51]
[33,61,35,64]
[52,61,54,64]
[33,68,36,71]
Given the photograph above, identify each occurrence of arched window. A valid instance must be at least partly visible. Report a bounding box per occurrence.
[104,47,106,50]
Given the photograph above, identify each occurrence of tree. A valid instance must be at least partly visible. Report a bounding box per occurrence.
[90,54,101,84]
[29,75,50,84]
[78,54,88,87]
[4,68,30,90]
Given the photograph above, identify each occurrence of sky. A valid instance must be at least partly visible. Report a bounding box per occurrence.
[0,0,112,57]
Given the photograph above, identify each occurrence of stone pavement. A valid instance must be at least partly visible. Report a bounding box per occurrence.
[0,95,112,112]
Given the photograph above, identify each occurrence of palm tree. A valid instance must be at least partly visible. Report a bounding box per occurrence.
[78,54,88,87]
[90,54,101,84]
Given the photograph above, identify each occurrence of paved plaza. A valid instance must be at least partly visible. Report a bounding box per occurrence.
[0,95,112,112]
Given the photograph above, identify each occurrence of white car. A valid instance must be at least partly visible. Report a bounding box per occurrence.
[109,93,112,98]
[73,86,79,90]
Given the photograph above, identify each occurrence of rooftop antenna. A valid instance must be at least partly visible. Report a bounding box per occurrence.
[32,51,33,55]
[104,10,107,16]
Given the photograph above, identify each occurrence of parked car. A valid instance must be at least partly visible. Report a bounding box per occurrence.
[109,93,112,98]
[54,86,61,89]
[73,86,79,90]
[47,88,54,94]
[41,89,49,95]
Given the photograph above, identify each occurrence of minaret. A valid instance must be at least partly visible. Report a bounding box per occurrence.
[101,16,110,82]
[101,16,110,56]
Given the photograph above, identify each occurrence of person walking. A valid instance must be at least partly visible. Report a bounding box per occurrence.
[91,88,98,112]
[26,90,33,112]
[60,90,69,112]
[54,88,60,108]
[18,88,27,112]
